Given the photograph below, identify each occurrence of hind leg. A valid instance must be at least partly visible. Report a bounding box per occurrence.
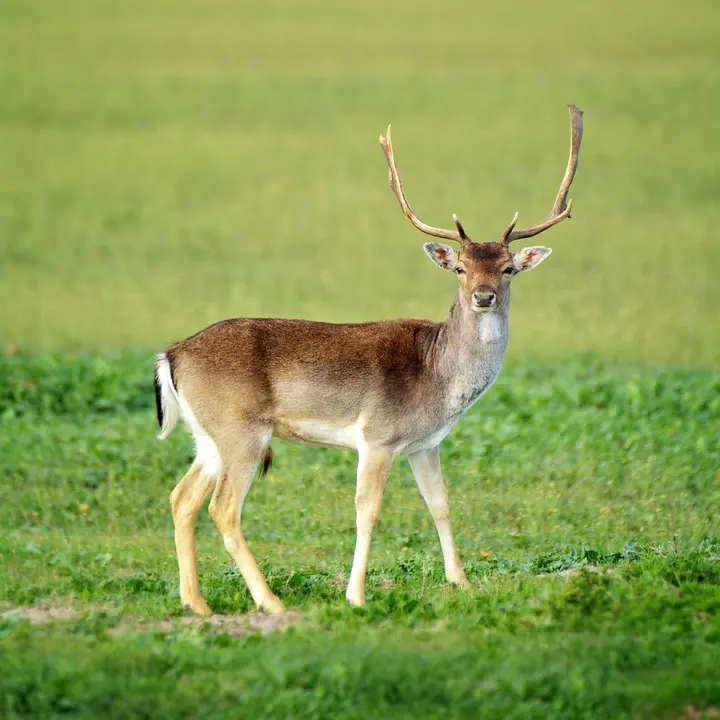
[170,461,217,616]
[209,429,284,614]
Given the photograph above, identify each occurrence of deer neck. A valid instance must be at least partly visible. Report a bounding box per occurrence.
[431,292,509,411]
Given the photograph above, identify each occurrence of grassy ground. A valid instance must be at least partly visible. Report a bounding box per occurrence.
[2,0,719,717]
[1,354,718,717]
[2,0,720,363]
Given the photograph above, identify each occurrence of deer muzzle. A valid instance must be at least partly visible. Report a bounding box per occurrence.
[471,287,497,312]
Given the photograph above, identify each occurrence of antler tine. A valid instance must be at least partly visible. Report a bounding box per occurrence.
[452,213,471,242]
[503,104,584,245]
[379,125,471,245]
[499,211,520,244]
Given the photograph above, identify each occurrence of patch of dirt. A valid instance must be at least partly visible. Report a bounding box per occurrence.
[111,611,301,637]
[537,565,615,578]
[2,606,301,637]
[676,707,720,719]
[2,606,79,624]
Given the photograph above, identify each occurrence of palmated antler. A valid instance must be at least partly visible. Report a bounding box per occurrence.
[500,104,584,245]
[379,126,472,246]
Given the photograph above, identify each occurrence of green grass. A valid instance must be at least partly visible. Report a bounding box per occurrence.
[1,353,718,718]
[2,0,720,364]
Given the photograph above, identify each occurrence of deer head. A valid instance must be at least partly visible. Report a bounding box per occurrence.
[379,104,583,313]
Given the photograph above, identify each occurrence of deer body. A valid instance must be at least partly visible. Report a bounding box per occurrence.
[160,297,508,456]
[156,106,583,616]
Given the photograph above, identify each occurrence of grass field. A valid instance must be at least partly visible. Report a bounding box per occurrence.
[1,0,720,717]
[1,354,718,718]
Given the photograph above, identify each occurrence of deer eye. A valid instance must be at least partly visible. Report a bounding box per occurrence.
[503,266,515,276]
[454,266,465,275]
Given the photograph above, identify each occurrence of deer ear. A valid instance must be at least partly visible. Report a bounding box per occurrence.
[512,246,552,273]
[423,243,458,271]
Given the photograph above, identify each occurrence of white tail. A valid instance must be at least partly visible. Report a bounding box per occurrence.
[154,353,181,439]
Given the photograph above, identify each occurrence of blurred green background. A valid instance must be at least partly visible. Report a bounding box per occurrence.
[2,0,719,365]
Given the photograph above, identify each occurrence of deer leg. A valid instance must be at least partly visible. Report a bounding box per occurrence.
[408,446,469,588]
[208,431,284,615]
[170,461,217,616]
[346,447,393,606]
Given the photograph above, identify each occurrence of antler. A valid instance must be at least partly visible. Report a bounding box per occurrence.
[379,126,472,246]
[500,104,584,245]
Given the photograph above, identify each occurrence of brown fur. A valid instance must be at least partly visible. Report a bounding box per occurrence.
[156,241,559,617]
[166,315,446,447]
[455,242,513,309]
[158,106,582,616]
[159,272,510,616]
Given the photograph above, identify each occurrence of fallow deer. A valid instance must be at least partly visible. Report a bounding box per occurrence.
[155,105,584,616]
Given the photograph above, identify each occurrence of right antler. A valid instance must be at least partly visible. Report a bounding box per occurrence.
[379,126,472,246]
[500,104,584,245]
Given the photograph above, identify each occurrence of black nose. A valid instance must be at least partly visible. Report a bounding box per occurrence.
[473,291,496,307]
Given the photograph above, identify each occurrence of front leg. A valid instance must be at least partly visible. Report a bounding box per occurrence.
[346,447,393,606]
[408,445,470,589]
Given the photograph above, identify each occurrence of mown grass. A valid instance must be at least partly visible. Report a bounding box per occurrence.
[1,353,718,718]
[2,0,720,363]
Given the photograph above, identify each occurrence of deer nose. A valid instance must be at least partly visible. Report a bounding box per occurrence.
[472,290,496,308]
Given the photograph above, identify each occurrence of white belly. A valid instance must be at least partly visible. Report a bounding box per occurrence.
[398,419,459,456]
[275,406,470,457]
[273,417,363,450]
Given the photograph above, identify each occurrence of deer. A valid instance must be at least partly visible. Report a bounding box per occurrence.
[154,104,584,616]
